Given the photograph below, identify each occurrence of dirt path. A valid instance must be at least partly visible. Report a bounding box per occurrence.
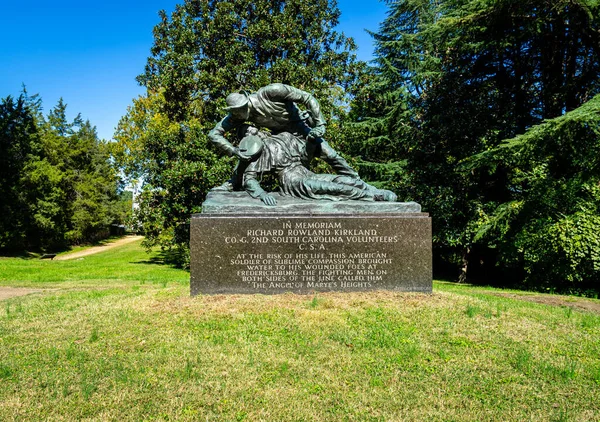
[54,235,144,260]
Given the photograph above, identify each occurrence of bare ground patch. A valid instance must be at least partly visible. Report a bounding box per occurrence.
[0,287,44,301]
[489,292,600,314]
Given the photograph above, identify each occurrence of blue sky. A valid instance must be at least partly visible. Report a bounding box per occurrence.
[1,1,388,141]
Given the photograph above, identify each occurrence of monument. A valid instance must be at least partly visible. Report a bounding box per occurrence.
[190,83,431,295]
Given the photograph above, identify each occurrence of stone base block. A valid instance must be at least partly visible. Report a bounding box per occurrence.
[190,209,432,295]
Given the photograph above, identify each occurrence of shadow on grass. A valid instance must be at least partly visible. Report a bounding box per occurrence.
[0,250,38,259]
[0,247,74,259]
[435,279,473,286]
[132,249,189,271]
[436,279,520,293]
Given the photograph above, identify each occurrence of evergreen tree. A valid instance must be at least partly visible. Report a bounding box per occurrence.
[66,120,120,244]
[1,93,122,250]
[463,94,600,294]
[355,0,600,287]
[0,95,38,249]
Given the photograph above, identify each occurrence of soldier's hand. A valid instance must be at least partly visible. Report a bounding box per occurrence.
[233,147,252,161]
[259,192,277,206]
[308,125,325,140]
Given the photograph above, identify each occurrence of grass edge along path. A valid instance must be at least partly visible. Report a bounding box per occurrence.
[0,240,599,421]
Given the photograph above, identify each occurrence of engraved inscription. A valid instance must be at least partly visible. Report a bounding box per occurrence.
[223,220,397,290]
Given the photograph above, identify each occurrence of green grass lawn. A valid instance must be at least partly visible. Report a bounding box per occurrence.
[1,241,599,421]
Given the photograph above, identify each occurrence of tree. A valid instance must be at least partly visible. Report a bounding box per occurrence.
[0,95,38,249]
[463,94,600,294]
[114,94,231,260]
[138,0,359,122]
[65,120,121,244]
[113,0,362,265]
[1,92,122,251]
[353,0,600,287]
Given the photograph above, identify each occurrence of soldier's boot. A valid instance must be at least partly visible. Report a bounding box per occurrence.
[373,189,397,202]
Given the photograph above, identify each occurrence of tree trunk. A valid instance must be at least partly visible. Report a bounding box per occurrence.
[458,246,470,283]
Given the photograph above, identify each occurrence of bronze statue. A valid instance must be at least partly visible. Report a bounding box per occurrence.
[208,83,359,181]
[208,83,397,204]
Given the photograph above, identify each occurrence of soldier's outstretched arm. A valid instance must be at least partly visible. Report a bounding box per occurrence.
[243,170,277,206]
[208,115,250,160]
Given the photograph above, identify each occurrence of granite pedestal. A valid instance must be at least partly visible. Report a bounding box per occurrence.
[190,191,432,295]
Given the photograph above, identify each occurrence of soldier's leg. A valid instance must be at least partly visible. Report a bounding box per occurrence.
[318,140,360,179]
[330,175,398,202]
[304,176,373,200]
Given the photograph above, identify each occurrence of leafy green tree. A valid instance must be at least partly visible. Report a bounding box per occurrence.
[111,190,133,230]
[115,93,231,261]
[138,0,359,122]
[114,0,362,265]
[354,0,600,286]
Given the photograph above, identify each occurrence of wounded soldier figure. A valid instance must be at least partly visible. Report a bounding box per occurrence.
[236,131,397,206]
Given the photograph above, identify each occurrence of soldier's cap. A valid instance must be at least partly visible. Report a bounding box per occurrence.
[238,135,264,160]
[224,91,250,110]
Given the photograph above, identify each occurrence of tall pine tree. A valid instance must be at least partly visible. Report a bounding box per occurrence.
[0,95,39,250]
